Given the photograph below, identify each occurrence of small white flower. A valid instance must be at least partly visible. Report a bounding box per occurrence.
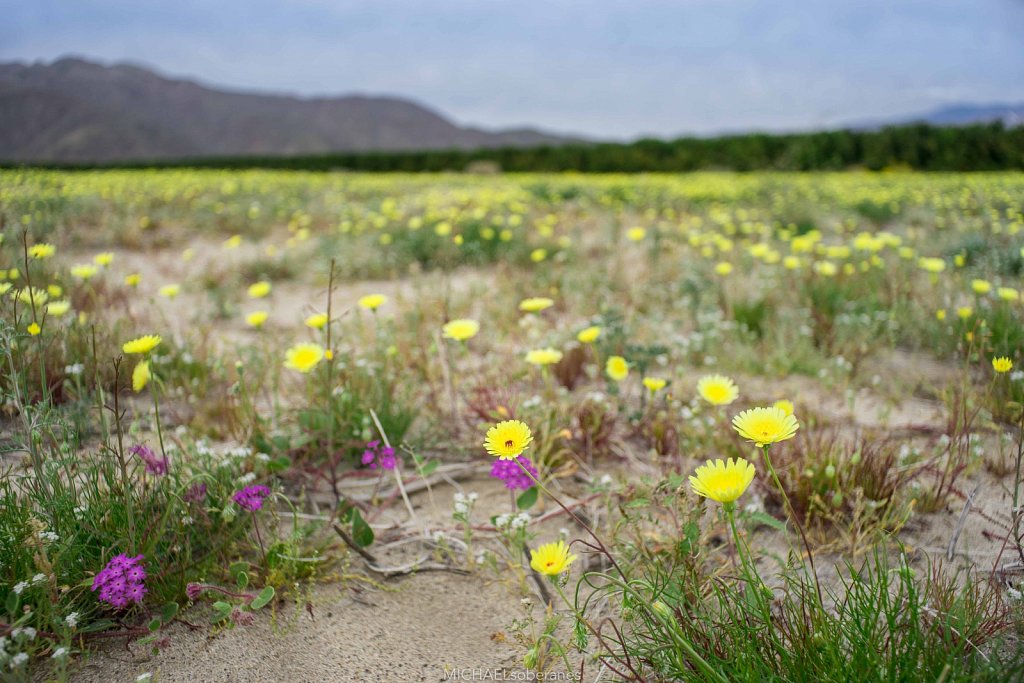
[12,627,36,641]
[12,582,27,595]
[237,472,256,485]
[31,573,46,584]
[65,612,80,628]
[12,652,29,667]
[599,474,613,487]
[64,363,84,375]
[136,673,153,682]
[51,647,69,659]
[40,531,59,543]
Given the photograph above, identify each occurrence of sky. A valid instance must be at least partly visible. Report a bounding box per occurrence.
[2,0,1023,140]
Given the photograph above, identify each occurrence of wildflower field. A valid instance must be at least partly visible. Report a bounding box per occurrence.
[2,169,1024,682]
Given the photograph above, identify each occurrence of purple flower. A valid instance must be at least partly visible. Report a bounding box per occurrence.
[490,455,539,491]
[92,554,147,610]
[233,485,271,512]
[361,441,398,471]
[130,444,168,476]
[184,483,207,503]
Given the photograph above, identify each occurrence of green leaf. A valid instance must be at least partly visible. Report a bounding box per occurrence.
[249,586,275,610]
[516,487,538,510]
[745,511,787,532]
[420,459,439,476]
[5,590,17,615]
[161,602,179,622]
[236,571,249,590]
[229,561,249,579]
[148,617,162,632]
[351,509,374,548]
[211,601,232,623]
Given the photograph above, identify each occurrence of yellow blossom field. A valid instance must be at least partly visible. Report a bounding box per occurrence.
[2,169,1024,681]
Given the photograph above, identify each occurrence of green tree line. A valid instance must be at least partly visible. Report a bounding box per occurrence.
[10,122,1024,172]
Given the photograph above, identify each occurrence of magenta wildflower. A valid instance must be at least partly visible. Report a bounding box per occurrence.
[361,440,397,470]
[233,485,270,512]
[91,554,147,610]
[490,455,539,491]
[130,444,168,476]
[184,482,207,503]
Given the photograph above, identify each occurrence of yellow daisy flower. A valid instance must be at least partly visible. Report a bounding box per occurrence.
[122,334,162,355]
[772,399,794,416]
[606,355,629,382]
[284,342,325,373]
[246,311,269,328]
[689,458,756,505]
[576,326,601,344]
[358,293,387,311]
[247,281,272,299]
[525,348,563,366]
[993,357,1013,373]
[642,377,667,393]
[70,264,98,281]
[94,252,114,267]
[158,284,181,299]
[28,243,56,260]
[305,312,329,329]
[518,297,554,313]
[132,360,151,392]
[27,322,41,336]
[46,300,71,317]
[442,318,480,341]
[732,406,800,448]
[124,273,142,287]
[483,420,533,460]
[696,374,739,406]
[529,540,577,576]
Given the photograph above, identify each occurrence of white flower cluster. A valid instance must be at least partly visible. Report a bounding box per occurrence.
[494,512,531,531]
[12,572,48,595]
[453,491,479,516]
[64,363,84,375]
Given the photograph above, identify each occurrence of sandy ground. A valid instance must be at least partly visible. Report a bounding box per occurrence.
[72,573,526,683]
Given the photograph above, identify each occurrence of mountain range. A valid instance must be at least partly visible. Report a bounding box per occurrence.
[0,57,572,163]
[1,57,1020,163]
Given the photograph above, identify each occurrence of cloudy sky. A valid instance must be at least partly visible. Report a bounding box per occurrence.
[2,0,1022,139]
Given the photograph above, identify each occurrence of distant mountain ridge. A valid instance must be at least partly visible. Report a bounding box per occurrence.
[848,102,1024,130]
[0,57,575,162]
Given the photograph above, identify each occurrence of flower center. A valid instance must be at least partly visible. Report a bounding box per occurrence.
[505,439,514,449]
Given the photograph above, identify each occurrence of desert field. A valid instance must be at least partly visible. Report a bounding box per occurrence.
[2,169,1024,681]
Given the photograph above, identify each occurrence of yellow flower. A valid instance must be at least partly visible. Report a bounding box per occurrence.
[246,311,269,328]
[918,257,946,273]
[132,360,150,392]
[46,300,71,317]
[124,273,142,287]
[529,540,577,576]
[284,342,325,373]
[28,243,56,259]
[814,261,838,277]
[483,419,533,460]
[606,355,629,382]
[305,312,329,329]
[689,458,756,505]
[530,248,547,263]
[442,318,480,341]
[576,326,601,344]
[643,377,667,393]
[182,248,195,261]
[714,262,733,276]
[27,322,41,336]
[993,357,1013,373]
[122,335,162,355]
[526,348,563,366]
[358,293,387,311]
[519,297,554,313]
[696,374,739,406]
[47,284,62,298]
[158,284,181,299]
[0,283,9,295]
[223,234,242,249]
[971,279,991,295]
[935,309,946,321]
[94,252,114,267]
[956,306,972,320]
[70,264,98,280]
[732,406,800,448]
[16,287,47,306]
[772,399,795,416]
[626,227,647,242]
[997,287,1020,302]
[247,281,271,299]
